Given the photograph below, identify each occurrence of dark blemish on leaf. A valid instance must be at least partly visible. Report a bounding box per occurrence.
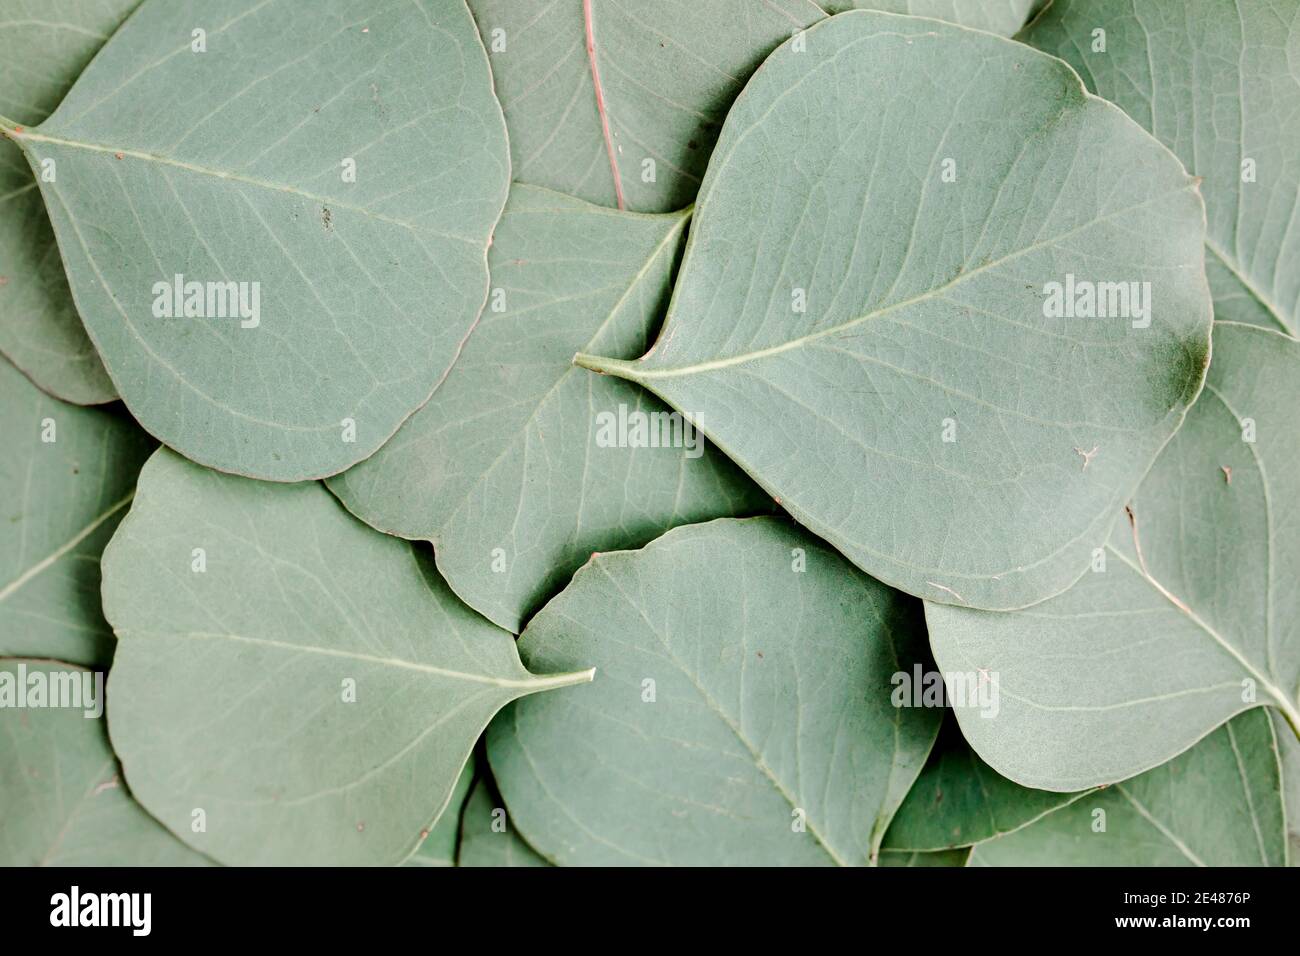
[756,651,764,659]
[114,152,124,160]
[419,828,429,839]
[687,139,699,150]
[1221,465,1232,484]
[322,206,333,231]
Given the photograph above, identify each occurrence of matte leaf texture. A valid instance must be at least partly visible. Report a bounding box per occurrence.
[468,1,1037,216]
[1025,0,1300,338]
[0,0,137,405]
[878,847,971,866]
[1276,711,1300,865]
[404,754,475,867]
[457,773,551,867]
[968,709,1288,866]
[467,0,823,212]
[928,323,1300,790]
[883,712,1086,851]
[488,517,942,866]
[101,449,594,866]
[329,184,768,633]
[0,355,154,667]
[575,11,1213,611]
[1,0,510,481]
[0,660,210,866]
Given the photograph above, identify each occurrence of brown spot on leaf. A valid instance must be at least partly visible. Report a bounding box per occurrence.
[1221,465,1232,484]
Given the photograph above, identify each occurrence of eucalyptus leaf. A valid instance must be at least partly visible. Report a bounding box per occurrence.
[576,10,1213,611]
[467,0,822,212]
[102,448,594,866]
[0,355,154,667]
[405,754,475,867]
[883,712,1087,851]
[457,774,550,867]
[0,660,210,866]
[826,1,1034,35]
[0,0,138,405]
[1024,0,1300,337]
[928,323,1300,790]
[3,0,509,481]
[329,184,768,633]
[488,516,941,866]
[968,709,1287,866]
[878,847,971,866]
[1274,710,1300,865]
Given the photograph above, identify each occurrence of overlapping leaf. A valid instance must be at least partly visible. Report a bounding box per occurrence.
[4,0,509,480]
[102,449,593,866]
[405,755,475,868]
[488,517,940,866]
[576,11,1212,611]
[1025,0,1300,338]
[0,0,138,404]
[329,184,768,633]
[968,709,1287,866]
[0,355,153,667]
[0,660,210,866]
[457,774,550,867]
[929,323,1300,790]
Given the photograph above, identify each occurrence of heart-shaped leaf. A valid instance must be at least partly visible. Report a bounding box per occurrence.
[329,184,768,633]
[2,0,509,481]
[487,516,941,866]
[102,448,593,866]
[0,1,139,405]
[968,709,1287,866]
[458,773,550,867]
[0,660,210,866]
[883,712,1087,851]
[1025,0,1300,338]
[928,322,1300,790]
[0,356,154,667]
[576,11,1213,610]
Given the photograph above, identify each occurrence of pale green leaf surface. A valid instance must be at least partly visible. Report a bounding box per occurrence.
[968,708,1287,866]
[577,11,1212,611]
[883,712,1087,850]
[1025,0,1300,337]
[466,0,823,212]
[0,356,154,667]
[878,847,971,866]
[457,774,551,867]
[929,323,1300,790]
[5,0,509,480]
[405,753,475,867]
[0,0,139,403]
[826,1,1034,35]
[0,660,210,866]
[102,448,593,866]
[488,517,941,866]
[329,184,768,633]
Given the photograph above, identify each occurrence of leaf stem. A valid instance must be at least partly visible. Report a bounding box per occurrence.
[0,114,23,138]
[573,352,641,380]
[525,667,597,695]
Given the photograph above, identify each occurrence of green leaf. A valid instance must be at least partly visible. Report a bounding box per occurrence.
[329,184,768,633]
[1274,711,1300,865]
[404,753,476,867]
[102,448,593,866]
[0,660,210,866]
[883,712,1087,850]
[928,323,1300,790]
[3,0,509,481]
[457,773,551,867]
[878,847,971,866]
[968,709,1287,866]
[487,516,941,866]
[1024,0,1300,338]
[466,0,823,212]
[0,1,140,404]
[826,1,1034,35]
[576,10,1213,611]
[0,356,154,667]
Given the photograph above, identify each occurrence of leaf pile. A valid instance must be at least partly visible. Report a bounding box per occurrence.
[1,0,1295,868]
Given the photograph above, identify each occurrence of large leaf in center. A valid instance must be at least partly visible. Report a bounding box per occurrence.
[6,0,509,481]
[576,11,1213,610]
[487,517,941,866]
[102,449,593,866]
